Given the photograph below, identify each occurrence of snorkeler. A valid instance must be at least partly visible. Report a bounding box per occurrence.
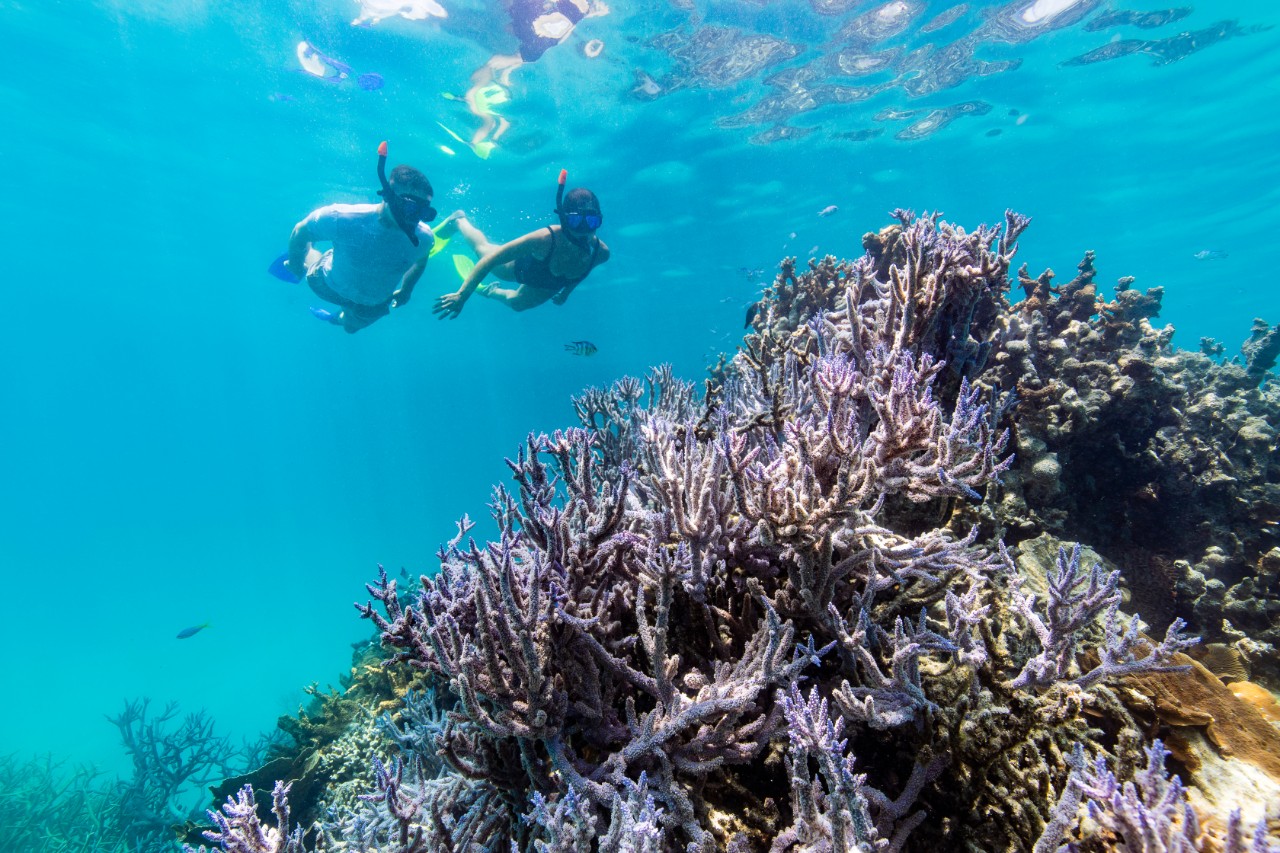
[278,142,436,333]
[449,0,608,157]
[431,171,609,318]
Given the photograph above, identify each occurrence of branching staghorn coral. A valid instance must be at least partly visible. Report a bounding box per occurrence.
[733,208,1027,396]
[110,698,237,850]
[192,209,1280,853]
[1036,740,1280,853]
[774,684,945,852]
[1003,543,1198,691]
[342,214,1027,848]
[0,752,131,852]
[186,781,306,853]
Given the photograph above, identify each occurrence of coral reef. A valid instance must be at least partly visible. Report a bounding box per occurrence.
[109,698,238,849]
[972,242,1280,686]
[0,698,267,853]
[0,752,130,852]
[186,210,1280,852]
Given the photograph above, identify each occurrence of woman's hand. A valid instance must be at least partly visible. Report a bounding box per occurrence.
[433,291,467,319]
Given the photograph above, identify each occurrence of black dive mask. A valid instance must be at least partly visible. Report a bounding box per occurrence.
[376,140,436,246]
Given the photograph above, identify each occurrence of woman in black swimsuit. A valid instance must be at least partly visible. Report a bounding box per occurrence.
[458,0,608,155]
[433,178,610,318]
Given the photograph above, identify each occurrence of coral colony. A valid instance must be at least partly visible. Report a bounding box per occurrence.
[184,211,1280,852]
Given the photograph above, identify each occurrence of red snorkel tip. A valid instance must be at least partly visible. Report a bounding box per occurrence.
[558,169,568,186]
[378,140,389,156]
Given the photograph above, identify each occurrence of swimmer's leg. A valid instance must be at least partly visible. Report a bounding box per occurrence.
[484,285,556,312]
[338,302,390,334]
[438,213,518,282]
[479,284,520,302]
[439,212,500,256]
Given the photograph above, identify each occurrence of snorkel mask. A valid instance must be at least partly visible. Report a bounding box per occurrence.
[376,140,436,246]
[554,169,603,248]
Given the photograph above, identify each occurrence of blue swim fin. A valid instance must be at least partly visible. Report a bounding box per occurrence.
[268,253,301,283]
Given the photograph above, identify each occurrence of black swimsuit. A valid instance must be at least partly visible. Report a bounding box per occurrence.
[514,227,599,290]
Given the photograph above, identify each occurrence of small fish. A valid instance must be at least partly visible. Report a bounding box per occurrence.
[565,340,598,356]
[744,303,760,328]
[176,623,211,640]
[818,205,839,217]
[986,128,1003,137]
[1193,249,1228,261]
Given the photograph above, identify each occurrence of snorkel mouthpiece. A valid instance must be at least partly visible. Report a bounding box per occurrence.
[376,139,420,247]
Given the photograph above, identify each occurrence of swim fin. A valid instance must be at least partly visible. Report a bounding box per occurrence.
[437,121,494,160]
[453,254,475,280]
[268,253,300,283]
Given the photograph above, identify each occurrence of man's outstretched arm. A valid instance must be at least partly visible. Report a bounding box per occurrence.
[286,218,316,279]
[393,256,429,306]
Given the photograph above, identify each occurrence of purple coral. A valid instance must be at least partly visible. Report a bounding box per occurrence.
[353,343,1005,846]
[1036,740,1280,853]
[1005,543,1197,691]
[186,781,305,853]
[342,209,1024,848]
[776,683,944,852]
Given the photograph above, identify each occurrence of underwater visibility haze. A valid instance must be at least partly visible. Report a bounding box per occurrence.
[2,0,1280,850]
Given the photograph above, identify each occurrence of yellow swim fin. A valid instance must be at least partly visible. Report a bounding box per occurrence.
[437,121,495,160]
[453,254,475,280]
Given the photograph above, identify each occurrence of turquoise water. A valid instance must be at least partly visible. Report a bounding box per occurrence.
[1,0,1277,787]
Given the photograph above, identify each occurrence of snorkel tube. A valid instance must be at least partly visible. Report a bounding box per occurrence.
[376,140,420,247]
[554,168,591,249]
[555,168,568,212]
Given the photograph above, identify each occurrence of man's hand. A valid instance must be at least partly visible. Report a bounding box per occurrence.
[432,291,467,319]
[551,290,568,305]
[389,290,410,309]
[283,258,306,282]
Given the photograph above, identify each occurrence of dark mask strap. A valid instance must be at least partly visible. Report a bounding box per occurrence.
[376,140,420,247]
[554,167,592,248]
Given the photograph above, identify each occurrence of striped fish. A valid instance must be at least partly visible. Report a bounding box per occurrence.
[565,340,598,356]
